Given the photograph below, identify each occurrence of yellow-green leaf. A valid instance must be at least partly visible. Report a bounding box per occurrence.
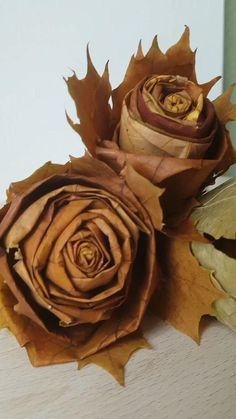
[191,177,236,332]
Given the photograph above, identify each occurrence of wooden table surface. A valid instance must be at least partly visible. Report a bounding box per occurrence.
[0,315,236,419]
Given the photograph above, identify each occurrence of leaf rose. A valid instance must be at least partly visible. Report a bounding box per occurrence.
[118,75,215,160]
[66,27,236,230]
[0,156,157,368]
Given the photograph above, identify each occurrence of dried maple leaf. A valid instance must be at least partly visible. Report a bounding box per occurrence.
[213,84,236,124]
[79,331,151,385]
[66,48,112,155]
[152,235,224,342]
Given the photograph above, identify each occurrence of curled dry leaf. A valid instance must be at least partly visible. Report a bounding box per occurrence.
[0,155,157,381]
[66,26,236,229]
[191,177,236,332]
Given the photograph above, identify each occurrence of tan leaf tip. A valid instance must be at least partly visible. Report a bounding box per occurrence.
[136,40,144,59]
[86,43,98,77]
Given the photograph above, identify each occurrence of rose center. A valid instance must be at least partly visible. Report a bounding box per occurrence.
[163,93,191,114]
[77,242,98,269]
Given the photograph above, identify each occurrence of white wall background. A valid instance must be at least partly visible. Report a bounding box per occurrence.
[0,0,224,200]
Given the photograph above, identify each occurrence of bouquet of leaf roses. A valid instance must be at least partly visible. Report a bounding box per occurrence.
[0,27,235,385]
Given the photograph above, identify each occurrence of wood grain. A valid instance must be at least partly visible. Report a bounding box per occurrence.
[0,316,236,419]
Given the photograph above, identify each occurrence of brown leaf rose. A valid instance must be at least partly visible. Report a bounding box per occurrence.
[66,27,236,230]
[118,75,214,160]
[0,155,157,372]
